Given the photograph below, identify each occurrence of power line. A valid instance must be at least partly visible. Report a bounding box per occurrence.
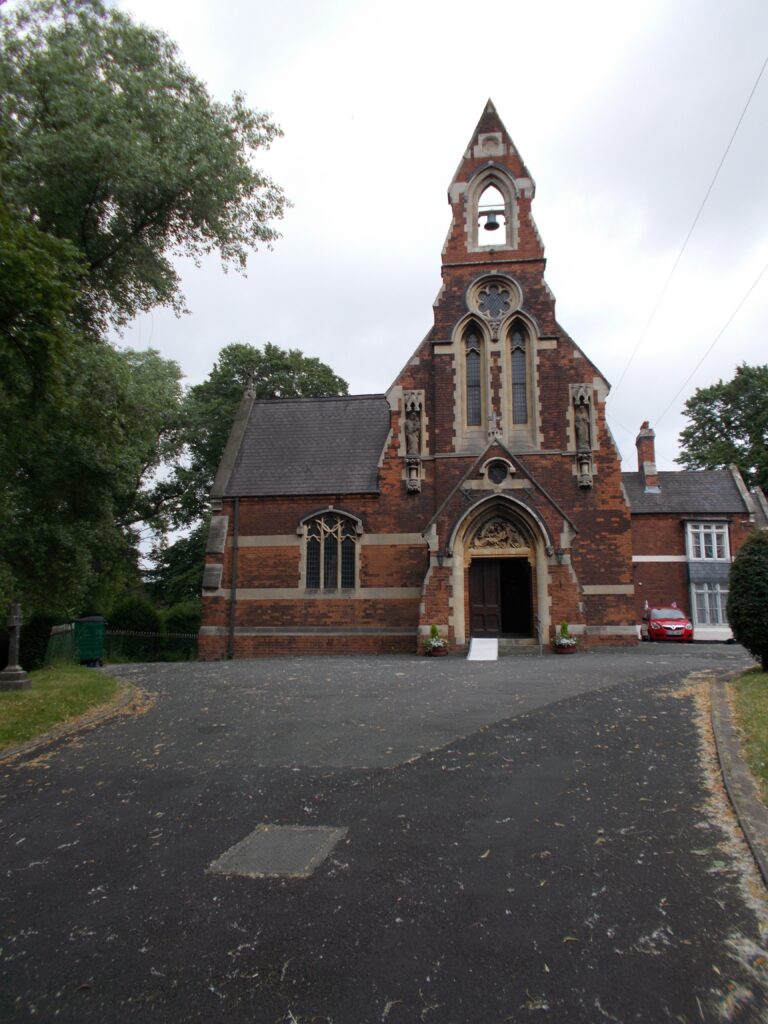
[611,53,768,397]
[654,258,768,425]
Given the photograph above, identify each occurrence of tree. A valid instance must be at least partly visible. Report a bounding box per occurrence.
[147,343,349,604]
[0,343,183,616]
[677,364,768,491]
[145,522,208,607]
[0,0,287,622]
[0,198,84,400]
[728,531,768,671]
[0,0,285,330]
[0,198,86,614]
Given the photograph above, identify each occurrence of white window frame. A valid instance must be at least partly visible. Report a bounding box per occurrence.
[686,522,730,561]
[691,582,729,626]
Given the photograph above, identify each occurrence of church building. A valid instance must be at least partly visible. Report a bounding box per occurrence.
[198,101,761,659]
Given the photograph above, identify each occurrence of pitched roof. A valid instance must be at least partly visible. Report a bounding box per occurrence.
[622,470,749,515]
[221,395,391,497]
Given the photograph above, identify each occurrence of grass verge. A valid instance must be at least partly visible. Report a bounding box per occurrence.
[733,670,768,804]
[0,665,118,751]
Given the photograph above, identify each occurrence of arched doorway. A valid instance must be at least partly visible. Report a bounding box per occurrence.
[466,517,534,639]
[447,498,553,647]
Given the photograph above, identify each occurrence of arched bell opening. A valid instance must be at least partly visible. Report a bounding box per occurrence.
[477,183,507,240]
[466,167,518,251]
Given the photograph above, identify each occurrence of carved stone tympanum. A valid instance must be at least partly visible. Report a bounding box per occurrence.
[471,519,526,550]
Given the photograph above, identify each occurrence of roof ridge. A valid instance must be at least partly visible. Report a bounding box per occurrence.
[252,393,386,405]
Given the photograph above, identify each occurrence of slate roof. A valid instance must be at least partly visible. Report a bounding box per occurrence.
[622,470,748,515]
[223,395,391,497]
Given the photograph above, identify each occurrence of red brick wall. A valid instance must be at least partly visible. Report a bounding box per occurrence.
[199,106,643,657]
[629,511,754,622]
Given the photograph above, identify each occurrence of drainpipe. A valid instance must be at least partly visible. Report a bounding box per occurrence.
[227,497,240,660]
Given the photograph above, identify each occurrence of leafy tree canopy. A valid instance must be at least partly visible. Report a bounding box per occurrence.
[145,523,208,608]
[728,530,768,671]
[0,1,289,624]
[676,364,768,491]
[0,0,285,330]
[0,198,84,398]
[0,343,183,616]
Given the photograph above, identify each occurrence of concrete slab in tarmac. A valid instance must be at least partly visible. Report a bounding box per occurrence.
[2,645,768,1023]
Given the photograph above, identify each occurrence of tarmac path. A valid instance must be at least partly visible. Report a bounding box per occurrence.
[2,645,768,1023]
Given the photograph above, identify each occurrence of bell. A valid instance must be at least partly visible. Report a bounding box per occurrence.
[484,211,500,231]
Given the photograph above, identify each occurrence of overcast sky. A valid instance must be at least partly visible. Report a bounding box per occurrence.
[114,0,768,473]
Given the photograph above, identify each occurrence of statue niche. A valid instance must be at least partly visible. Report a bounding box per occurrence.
[405,409,421,455]
[570,383,594,488]
[402,390,424,494]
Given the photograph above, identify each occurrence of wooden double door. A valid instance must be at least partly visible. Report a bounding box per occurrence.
[469,558,533,638]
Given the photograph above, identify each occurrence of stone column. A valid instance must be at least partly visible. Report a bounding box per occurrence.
[0,603,31,690]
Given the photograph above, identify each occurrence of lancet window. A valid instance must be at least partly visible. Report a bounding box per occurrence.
[510,321,528,424]
[465,327,483,427]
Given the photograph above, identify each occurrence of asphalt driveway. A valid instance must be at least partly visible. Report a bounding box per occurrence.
[2,645,767,1023]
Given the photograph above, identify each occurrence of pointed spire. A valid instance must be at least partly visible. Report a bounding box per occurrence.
[456,99,532,184]
[442,101,541,265]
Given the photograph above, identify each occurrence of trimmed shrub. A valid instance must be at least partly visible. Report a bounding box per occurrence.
[163,600,201,636]
[108,594,162,634]
[728,530,768,671]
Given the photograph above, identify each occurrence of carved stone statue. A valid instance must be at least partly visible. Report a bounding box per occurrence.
[405,410,421,455]
[575,400,591,452]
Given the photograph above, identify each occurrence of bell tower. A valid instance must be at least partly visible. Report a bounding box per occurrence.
[442,99,544,264]
[412,100,634,646]
[430,100,553,458]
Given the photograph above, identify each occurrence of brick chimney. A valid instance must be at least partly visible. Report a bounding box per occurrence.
[636,421,659,491]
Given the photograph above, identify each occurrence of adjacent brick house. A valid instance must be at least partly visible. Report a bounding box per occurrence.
[198,101,764,659]
[624,422,766,641]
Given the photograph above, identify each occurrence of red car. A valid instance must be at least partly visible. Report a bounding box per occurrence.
[641,606,694,642]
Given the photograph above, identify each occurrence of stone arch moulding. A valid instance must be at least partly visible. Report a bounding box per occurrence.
[296,507,364,535]
[447,494,555,557]
[446,494,558,647]
[465,164,520,252]
[503,311,539,448]
[479,456,515,486]
[451,314,493,452]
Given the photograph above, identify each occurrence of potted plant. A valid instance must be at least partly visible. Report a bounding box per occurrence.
[552,619,577,653]
[425,625,449,656]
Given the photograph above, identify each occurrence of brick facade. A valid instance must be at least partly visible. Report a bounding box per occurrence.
[199,101,759,659]
[625,424,758,641]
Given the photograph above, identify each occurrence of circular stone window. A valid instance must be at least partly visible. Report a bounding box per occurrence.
[467,276,521,319]
[487,461,508,484]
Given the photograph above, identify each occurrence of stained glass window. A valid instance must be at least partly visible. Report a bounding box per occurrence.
[305,513,358,589]
[478,284,511,318]
[511,325,528,424]
[466,330,482,426]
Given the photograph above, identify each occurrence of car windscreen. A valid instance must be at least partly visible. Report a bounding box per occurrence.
[650,608,686,619]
